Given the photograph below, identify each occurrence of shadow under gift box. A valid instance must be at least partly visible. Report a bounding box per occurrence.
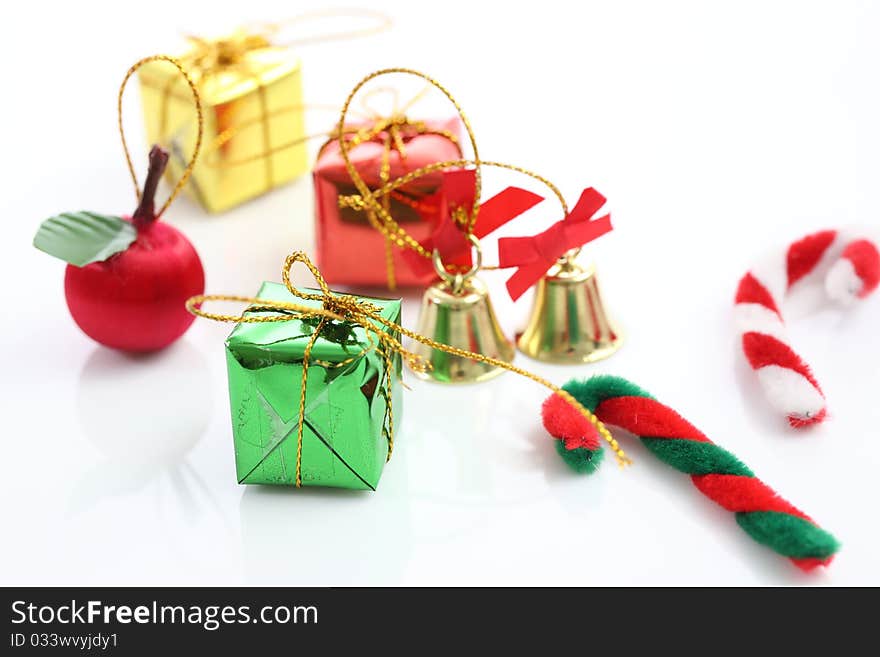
[225,282,402,491]
[138,43,308,213]
[314,118,462,288]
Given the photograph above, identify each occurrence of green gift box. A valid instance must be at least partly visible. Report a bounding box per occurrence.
[224,282,402,491]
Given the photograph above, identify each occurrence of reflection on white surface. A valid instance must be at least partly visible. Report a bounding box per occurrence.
[63,342,238,583]
[239,475,412,586]
[76,342,211,467]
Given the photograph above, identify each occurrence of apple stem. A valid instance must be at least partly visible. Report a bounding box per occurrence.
[132,145,170,230]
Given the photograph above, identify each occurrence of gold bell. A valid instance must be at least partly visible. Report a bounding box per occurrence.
[410,236,514,383]
[516,259,622,363]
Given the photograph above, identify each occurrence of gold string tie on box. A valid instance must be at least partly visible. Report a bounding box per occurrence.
[186,253,631,489]
[335,70,476,287]
[328,85,462,289]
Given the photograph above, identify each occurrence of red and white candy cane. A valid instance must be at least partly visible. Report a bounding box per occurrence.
[734,229,880,427]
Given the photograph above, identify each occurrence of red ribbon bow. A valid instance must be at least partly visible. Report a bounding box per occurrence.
[497,187,612,300]
[402,169,544,277]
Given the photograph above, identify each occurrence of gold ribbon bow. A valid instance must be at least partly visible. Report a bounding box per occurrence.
[187,252,631,489]
[184,31,273,71]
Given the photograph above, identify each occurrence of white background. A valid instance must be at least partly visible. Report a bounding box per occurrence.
[1,0,879,586]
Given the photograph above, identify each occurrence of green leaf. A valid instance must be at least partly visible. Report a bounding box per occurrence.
[33,211,137,267]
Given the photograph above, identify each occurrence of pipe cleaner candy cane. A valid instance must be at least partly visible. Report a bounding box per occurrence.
[734,229,880,427]
[542,375,840,571]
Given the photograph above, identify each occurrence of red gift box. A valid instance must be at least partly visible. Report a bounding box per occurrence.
[314,117,462,288]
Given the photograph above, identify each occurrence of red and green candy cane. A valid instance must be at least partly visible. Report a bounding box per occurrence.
[542,375,839,571]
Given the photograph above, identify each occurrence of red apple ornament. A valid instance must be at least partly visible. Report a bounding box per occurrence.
[34,146,205,352]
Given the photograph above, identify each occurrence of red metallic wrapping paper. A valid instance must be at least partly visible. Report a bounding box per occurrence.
[313,117,462,288]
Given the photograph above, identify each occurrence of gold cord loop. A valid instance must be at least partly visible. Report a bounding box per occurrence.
[255,9,392,48]
[119,55,203,217]
[212,69,576,285]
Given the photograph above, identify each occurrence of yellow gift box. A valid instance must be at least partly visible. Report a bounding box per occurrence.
[137,31,308,213]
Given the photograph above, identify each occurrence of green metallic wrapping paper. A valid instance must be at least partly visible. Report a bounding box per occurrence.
[225,282,402,490]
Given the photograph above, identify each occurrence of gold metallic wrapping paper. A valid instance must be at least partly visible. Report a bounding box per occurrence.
[138,34,308,213]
